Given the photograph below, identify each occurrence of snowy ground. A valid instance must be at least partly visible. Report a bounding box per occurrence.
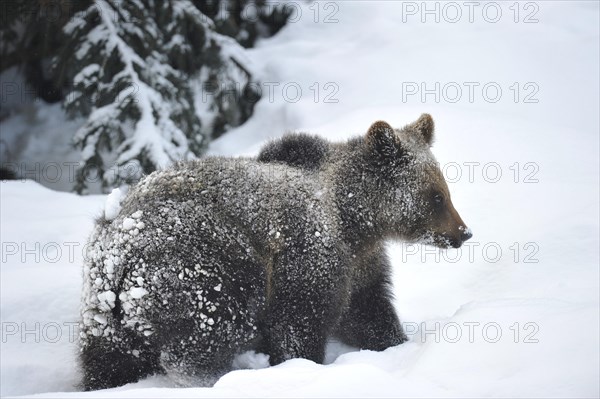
[1,1,599,397]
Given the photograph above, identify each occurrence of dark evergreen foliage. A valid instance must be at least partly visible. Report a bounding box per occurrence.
[0,0,291,193]
[0,0,90,102]
[194,0,293,48]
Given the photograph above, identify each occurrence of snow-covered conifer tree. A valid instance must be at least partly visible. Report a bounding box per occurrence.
[194,0,293,48]
[55,0,261,193]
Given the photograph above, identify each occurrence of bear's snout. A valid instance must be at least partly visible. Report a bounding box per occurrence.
[448,235,463,249]
[447,226,472,248]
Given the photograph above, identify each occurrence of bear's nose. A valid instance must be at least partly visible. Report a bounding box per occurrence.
[460,228,473,242]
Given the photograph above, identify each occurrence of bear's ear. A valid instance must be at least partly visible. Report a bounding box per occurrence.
[408,113,435,146]
[366,120,401,159]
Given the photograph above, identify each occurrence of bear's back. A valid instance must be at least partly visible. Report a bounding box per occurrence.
[114,158,334,246]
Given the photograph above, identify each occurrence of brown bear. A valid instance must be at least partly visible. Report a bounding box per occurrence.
[79,114,471,390]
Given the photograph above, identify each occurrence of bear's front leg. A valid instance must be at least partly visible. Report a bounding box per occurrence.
[334,252,408,351]
[264,245,349,365]
[335,281,408,351]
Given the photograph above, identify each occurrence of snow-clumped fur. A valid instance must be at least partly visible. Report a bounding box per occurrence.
[79,114,472,390]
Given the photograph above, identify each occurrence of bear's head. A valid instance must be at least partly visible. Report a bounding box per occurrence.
[362,114,472,248]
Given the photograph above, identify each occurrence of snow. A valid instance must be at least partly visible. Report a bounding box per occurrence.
[129,287,148,300]
[104,187,127,221]
[122,217,136,231]
[1,1,599,398]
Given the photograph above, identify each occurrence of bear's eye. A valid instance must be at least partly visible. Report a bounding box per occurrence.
[433,193,444,205]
